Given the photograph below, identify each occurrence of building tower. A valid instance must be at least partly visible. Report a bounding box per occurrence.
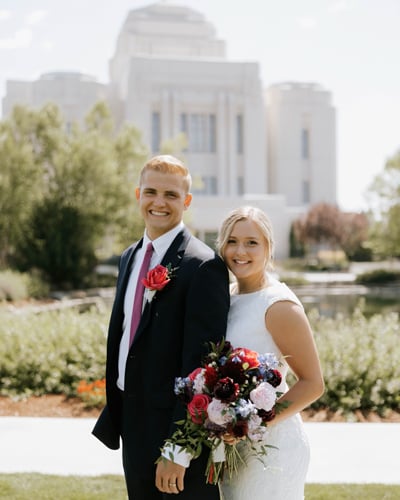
[266,82,336,206]
[109,1,267,196]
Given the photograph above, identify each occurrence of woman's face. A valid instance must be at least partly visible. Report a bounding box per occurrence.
[223,218,269,290]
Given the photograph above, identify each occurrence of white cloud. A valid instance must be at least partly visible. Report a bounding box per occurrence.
[297,16,317,29]
[0,10,12,21]
[0,29,33,50]
[25,10,47,26]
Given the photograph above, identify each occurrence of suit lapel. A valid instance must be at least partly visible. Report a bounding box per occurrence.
[116,240,143,306]
[131,228,190,346]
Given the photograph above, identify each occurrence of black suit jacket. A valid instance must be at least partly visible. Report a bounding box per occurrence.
[93,227,230,480]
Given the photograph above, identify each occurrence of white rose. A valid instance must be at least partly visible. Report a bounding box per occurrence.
[207,399,234,426]
[247,413,267,441]
[250,382,276,411]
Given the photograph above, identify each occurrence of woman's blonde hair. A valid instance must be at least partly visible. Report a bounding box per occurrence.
[217,206,274,269]
[139,155,192,193]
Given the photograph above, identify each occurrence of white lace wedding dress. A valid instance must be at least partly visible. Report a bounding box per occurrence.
[219,278,310,500]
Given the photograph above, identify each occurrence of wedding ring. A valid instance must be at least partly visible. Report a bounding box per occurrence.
[168,483,176,486]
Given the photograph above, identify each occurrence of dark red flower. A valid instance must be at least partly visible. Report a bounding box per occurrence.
[265,369,282,388]
[220,359,246,384]
[230,419,248,438]
[218,340,232,356]
[204,365,219,390]
[220,347,259,384]
[213,377,240,403]
[258,407,276,423]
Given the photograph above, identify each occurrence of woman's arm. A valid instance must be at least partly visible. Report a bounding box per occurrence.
[265,300,324,425]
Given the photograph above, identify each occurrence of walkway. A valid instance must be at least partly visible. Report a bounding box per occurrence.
[1,417,399,484]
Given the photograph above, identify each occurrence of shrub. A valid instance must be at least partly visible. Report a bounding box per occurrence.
[15,201,98,289]
[309,305,400,414]
[0,307,108,396]
[355,268,400,285]
[1,304,400,417]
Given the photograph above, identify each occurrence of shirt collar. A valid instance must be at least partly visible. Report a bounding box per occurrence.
[143,221,184,258]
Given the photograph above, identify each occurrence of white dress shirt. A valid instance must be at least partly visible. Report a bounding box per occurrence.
[117,222,184,391]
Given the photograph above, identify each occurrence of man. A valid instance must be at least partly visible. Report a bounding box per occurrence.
[93,155,230,499]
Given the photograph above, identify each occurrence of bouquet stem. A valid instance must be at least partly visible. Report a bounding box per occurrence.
[205,442,246,484]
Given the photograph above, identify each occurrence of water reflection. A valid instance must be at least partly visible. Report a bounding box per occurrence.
[292,285,400,318]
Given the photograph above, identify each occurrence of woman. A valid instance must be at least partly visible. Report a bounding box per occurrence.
[217,206,324,500]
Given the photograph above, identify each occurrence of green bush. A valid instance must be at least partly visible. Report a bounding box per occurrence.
[1,305,400,416]
[15,200,98,289]
[355,268,400,285]
[309,305,400,414]
[0,307,108,396]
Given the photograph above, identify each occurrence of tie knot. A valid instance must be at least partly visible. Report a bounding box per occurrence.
[145,242,153,253]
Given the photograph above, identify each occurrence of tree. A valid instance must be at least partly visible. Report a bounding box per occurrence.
[292,203,370,262]
[293,203,342,251]
[17,200,97,288]
[2,101,148,287]
[0,104,64,266]
[338,212,371,261]
[367,149,400,257]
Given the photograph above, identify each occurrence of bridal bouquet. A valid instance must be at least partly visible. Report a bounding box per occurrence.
[164,340,286,484]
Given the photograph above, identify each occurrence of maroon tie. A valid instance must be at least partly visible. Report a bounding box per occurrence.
[129,242,154,346]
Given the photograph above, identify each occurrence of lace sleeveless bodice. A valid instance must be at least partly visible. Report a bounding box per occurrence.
[219,278,310,500]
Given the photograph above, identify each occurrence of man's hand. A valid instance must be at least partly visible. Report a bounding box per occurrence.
[155,458,186,494]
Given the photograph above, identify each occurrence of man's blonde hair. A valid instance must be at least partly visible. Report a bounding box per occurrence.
[139,155,192,193]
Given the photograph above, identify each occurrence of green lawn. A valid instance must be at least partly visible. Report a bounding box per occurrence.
[0,474,399,499]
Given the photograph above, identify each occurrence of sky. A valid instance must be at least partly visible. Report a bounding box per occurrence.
[0,0,399,211]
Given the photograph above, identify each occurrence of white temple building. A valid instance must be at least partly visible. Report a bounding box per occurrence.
[1,2,337,259]
[2,72,107,128]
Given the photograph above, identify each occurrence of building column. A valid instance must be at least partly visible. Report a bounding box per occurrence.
[227,92,237,196]
[161,89,171,147]
[217,91,227,196]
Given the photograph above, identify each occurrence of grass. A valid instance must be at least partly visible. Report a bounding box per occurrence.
[306,483,400,499]
[0,474,125,500]
[0,474,399,499]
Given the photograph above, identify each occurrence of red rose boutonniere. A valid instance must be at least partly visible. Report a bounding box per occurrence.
[142,263,176,302]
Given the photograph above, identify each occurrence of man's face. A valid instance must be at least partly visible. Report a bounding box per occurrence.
[135,170,192,240]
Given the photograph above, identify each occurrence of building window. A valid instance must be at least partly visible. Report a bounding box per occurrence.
[236,114,243,154]
[237,176,244,195]
[180,113,217,153]
[152,111,161,152]
[209,114,216,153]
[302,180,310,203]
[192,176,218,196]
[301,128,309,159]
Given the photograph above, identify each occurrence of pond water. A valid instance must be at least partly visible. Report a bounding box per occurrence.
[292,284,400,318]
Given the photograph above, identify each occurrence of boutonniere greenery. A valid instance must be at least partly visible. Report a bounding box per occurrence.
[142,263,177,303]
